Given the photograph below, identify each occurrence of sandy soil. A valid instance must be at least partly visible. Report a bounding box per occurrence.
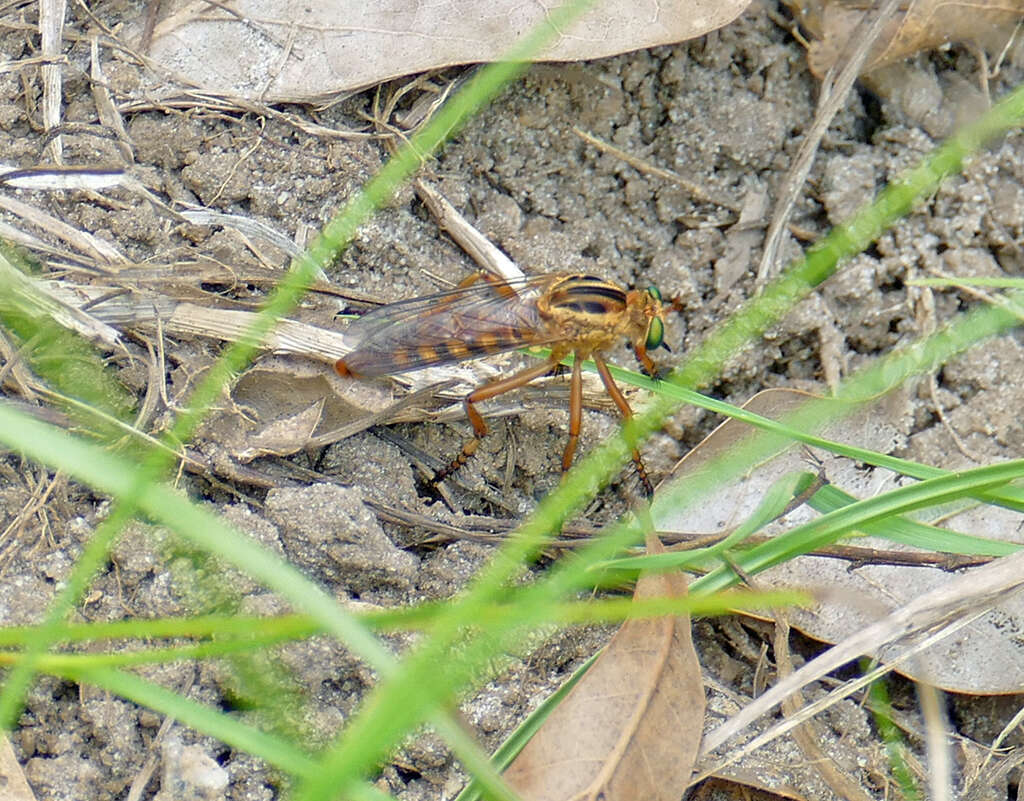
[2,1,1024,799]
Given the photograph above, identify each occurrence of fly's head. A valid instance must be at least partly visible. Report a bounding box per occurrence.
[627,285,676,378]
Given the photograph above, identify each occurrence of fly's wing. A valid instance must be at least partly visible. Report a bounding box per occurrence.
[338,275,560,377]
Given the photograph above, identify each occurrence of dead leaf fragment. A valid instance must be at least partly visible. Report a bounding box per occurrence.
[504,534,705,801]
[0,734,37,801]
[140,0,752,101]
[198,357,391,464]
[788,0,1024,77]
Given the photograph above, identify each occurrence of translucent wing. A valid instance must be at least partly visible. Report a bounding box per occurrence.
[338,274,562,377]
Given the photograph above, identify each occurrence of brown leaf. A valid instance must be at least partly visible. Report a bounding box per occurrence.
[788,0,1024,77]
[504,534,705,801]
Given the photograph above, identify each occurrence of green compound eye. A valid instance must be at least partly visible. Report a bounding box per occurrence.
[647,285,662,302]
[645,316,664,351]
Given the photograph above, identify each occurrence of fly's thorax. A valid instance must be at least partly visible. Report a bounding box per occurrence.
[537,274,633,340]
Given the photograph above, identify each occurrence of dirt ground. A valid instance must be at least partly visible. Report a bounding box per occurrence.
[3,1,1024,799]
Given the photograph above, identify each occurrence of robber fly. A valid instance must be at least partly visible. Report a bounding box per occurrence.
[335,272,670,495]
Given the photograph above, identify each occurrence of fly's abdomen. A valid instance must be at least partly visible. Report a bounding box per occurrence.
[337,306,549,377]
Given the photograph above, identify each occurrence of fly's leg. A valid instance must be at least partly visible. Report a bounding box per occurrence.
[456,273,483,288]
[433,272,520,313]
[432,357,559,485]
[633,344,658,378]
[561,354,583,472]
[592,353,654,498]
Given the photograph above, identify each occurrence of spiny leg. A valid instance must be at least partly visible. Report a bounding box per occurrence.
[561,354,584,472]
[592,353,654,497]
[432,357,559,485]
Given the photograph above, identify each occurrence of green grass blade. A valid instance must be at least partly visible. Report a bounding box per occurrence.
[66,665,319,776]
[599,471,819,573]
[0,404,392,668]
[693,459,1024,595]
[864,665,922,801]
[807,485,1020,557]
[453,650,598,801]
[607,361,1024,513]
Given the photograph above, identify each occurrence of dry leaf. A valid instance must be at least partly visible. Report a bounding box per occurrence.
[695,777,808,800]
[504,534,705,801]
[653,388,1024,694]
[715,182,769,294]
[139,0,751,101]
[197,357,391,463]
[787,0,1024,77]
[0,734,37,801]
